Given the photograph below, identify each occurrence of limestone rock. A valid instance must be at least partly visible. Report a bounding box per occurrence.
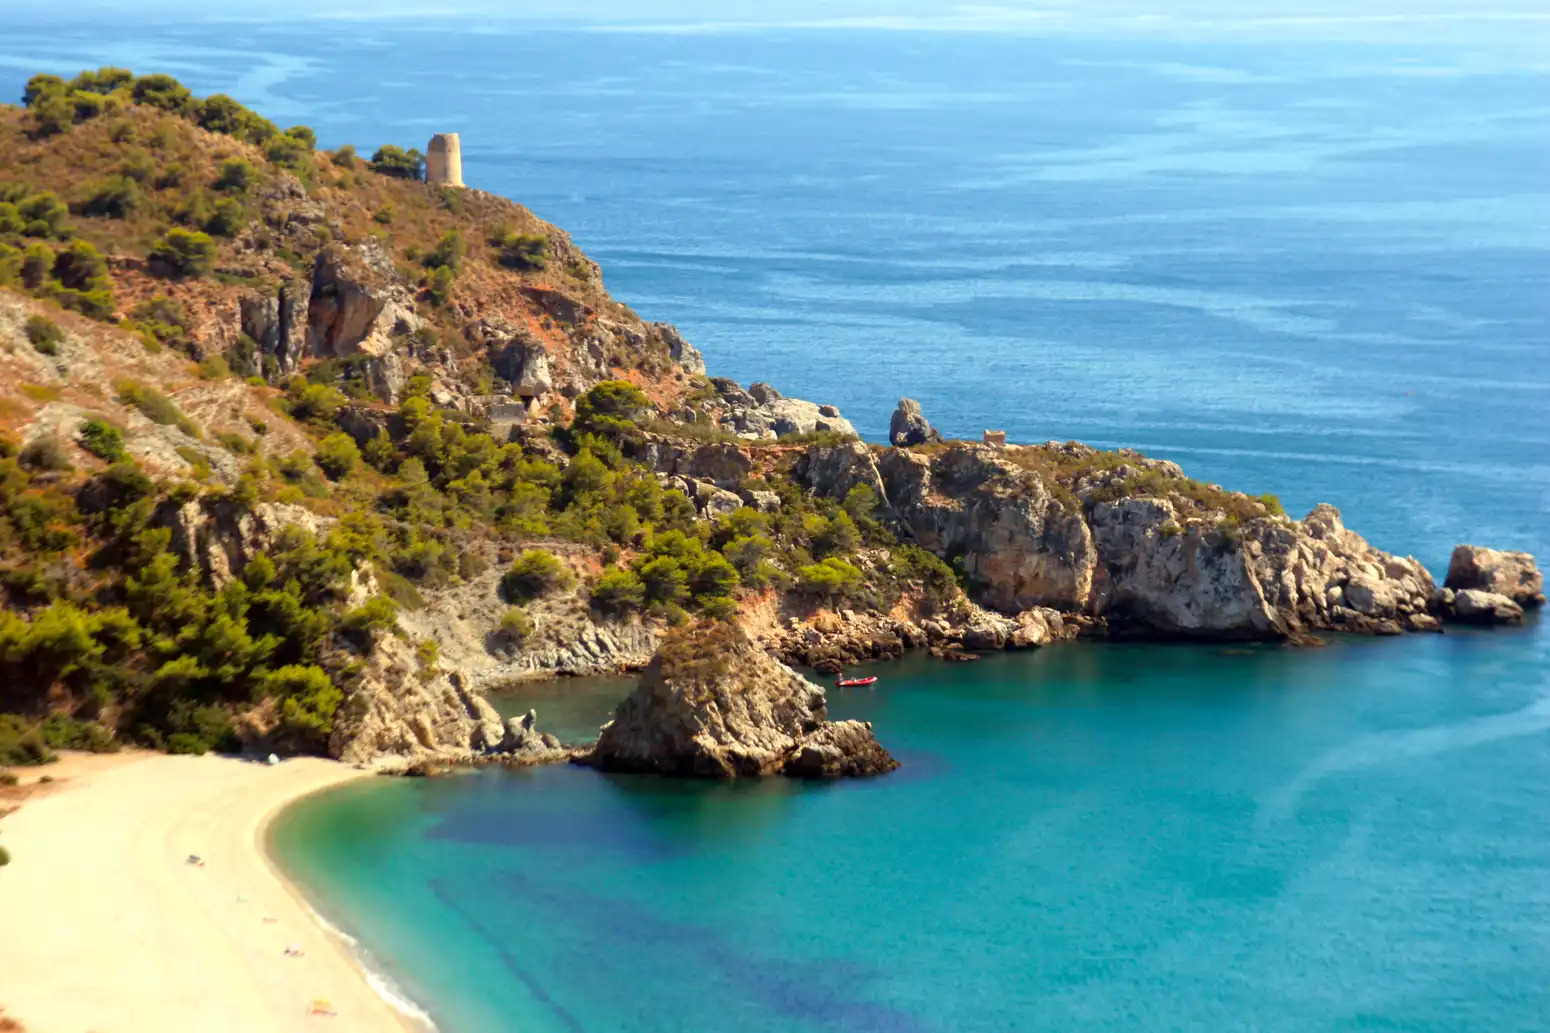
[1449,589,1525,626]
[793,440,887,505]
[1445,546,1544,608]
[306,242,422,401]
[876,445,1096,613]
[704,378,857,440]
[582,623,898,779]
[653,323,706,375]
[1090,496,1282,639]
[238,281,307,376]
[888,397,942,447]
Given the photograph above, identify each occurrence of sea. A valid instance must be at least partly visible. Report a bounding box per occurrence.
[4,11,1549,1032]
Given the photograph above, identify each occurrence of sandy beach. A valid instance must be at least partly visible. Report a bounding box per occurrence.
[0,752,423,1033]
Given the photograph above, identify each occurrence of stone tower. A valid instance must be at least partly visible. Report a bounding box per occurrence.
[426,132,463,187]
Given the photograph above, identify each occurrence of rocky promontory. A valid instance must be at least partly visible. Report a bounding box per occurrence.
[580,623,898,779]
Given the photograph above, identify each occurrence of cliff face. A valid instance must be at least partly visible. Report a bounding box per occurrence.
[583,623,897,779]
[801,440,1455,641]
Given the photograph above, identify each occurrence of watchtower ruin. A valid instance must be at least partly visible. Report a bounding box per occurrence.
[426,133,464,187]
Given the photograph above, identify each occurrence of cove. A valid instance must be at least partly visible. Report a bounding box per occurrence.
[271,627,1549,1033]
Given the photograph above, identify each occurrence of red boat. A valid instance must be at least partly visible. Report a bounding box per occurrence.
[835,676,878,688]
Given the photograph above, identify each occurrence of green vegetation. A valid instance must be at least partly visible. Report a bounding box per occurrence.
[126,296,190,354]
[24,315,63,355]
[78,419,129,463]
[500,550,575,603]
[369,145,424,181]
[149,227,216,278]
[115,380,199,438]
[492,229,549,271]
[496,606,533,645]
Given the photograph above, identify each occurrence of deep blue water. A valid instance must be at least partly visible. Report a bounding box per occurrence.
[5,18,1548,1033]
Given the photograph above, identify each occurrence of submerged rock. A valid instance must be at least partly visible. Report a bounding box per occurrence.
[581,623,898,779]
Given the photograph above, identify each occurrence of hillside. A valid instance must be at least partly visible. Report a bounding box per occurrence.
[0,68,1538,773]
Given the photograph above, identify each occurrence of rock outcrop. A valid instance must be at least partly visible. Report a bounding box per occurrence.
[769,601,1076,674]
[305,242,423,401]
[582,623,898,779]
[1444,546,1544,609]
[703,378,858,440]
[875,445,1097,613]
[798,440,1473,642]
[329,632,570,771]
[888,398,942,447]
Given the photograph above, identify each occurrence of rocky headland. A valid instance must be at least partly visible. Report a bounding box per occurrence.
[0,69,1540,776]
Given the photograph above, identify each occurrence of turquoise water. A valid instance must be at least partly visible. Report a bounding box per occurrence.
[6,15,1549,1032]
[273,634,1550,1032]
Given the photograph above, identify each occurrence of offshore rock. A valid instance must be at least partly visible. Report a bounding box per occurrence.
[888,397,942,447]
[582,623,898,779]
[1444,546,1544,608]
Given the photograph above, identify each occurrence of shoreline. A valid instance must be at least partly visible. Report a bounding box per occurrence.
[0,752,428,1033]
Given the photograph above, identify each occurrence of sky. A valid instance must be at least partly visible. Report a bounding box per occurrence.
[10,0,1550,42]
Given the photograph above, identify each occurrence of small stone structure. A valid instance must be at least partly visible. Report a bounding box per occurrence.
[426,133,464,187]
[983,430,1007,447]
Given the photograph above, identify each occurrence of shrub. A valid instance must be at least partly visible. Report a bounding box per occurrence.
[314,432,360,480]
[266,132,311,172]
[115,380,199,437]
[78,418,129,462]
[28,91,74,136]
[23,73,66,107]
[205,197,247,237]
[891,544,959,609]
[19,435,73,472]
[128,296,190,353]
[341,595,398,635]
[286,381,347,426]
[796,557,863,599]
[197,354,230,380]
[213,157,258,193]
[166,732,207,755]
[590,567,646,615]
[496,607,534,645]
[421,265,454,306]
[266,664,342,749]
[500,549,574,602]
[149,228,216,278]
[51,239,109,291]
[76,174,140,219]
[331,144,357,168]
[131,74,193,113]
[495,231,550,271]
[422,229,465,271]
[24,315,63,355]
[369,145,424,180]
[196,94,277,143]
[18,192,68,238]
[573,381,649,443]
